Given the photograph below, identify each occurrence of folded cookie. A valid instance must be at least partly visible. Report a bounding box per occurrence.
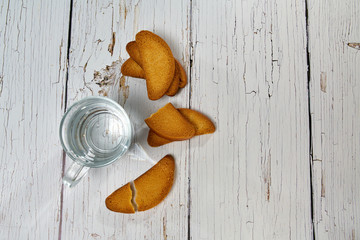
[121,59,182,96]
[106,155,175,213]
[136,31,175,100]
[126,41,142,67]
[147,130,172,147]
[123,58,185,96]
[166,63,180,96]
[176,59,187,88]
[145,103,196,141]
[123,37,187,97]
[121,58,145,79]
[147,108,216,147]
[178,108,216,135]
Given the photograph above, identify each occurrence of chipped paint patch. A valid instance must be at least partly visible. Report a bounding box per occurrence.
[321,170,325,197]
[61,88,64,110]
[352,229,355,240]
[108,32,116,56]
[124,6,128,21]
[0,75,3,97]
[133,3,139,33]
[262,151,272,202]
[163,217,167,240]
[347,43,360,50]
[90,233,100,238]
[91,59,129,105]
[98,89,108,96]
[119,76,129,105]
[320,72,327,93]
[92,59,123,97]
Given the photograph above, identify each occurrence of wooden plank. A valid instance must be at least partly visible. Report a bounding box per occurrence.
[308,0,360,238]
[0,0,70,239]
[189,0,313,239]
[61,0,191,239]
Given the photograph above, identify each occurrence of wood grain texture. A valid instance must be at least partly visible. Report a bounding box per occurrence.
[189,0,313,239]
[0,0,70,239]
[308,0,360,238]
[60,0,191,239]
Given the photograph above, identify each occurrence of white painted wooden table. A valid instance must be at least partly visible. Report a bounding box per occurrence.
[1,0,359,239]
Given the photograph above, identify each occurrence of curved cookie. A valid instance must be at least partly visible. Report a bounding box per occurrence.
[166,64,180,96]
[145,103,195,141]
[178,108,216,135]
[147,129,172,147]
[105,183,135,213]
[126,41,142,67]
[121,58,145,79]
[134,155,175,211]
[105,155,175,213]
[176,59,187,88]
[147,108,216,147]
[136,31,175,100]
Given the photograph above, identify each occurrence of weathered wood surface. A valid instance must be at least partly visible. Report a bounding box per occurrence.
[308,0,360,239]
[1,0,360,239]
[189,0,312,239]
[0,0,70,239]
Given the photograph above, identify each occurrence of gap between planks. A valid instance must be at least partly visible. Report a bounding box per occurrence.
[305,0,316,239]
[187,0,194,239]
[58,0,74,239]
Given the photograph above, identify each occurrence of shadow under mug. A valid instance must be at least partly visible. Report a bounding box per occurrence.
[59,96,133,187]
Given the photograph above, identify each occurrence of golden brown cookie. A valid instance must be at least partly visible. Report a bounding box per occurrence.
[145,103,195,141]
[178,108,216,135]
[176,59,187,88]
[105,155,175,213]
[121,58,145,79]
[147,129,173,147]
[126,38,185,92]
[126,41,142,67]
[136,31,175,100]
[166,64,180,96]
[147,108,215,147]
[105,183,135,214]
[134,155,175,211]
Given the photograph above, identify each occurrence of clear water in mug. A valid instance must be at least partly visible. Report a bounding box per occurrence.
[60,97,133,167]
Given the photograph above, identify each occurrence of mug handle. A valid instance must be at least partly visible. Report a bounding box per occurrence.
[63,161,90,187]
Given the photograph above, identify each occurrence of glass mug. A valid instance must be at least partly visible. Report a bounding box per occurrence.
[59,96,134,187]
